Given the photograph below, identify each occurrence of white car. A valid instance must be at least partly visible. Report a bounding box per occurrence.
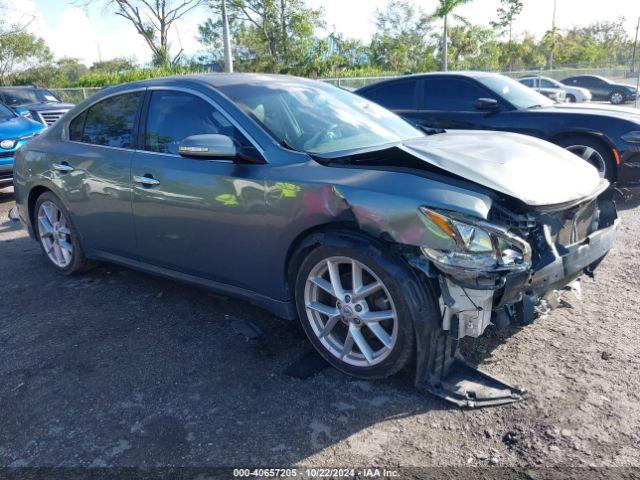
[519,76,592,103]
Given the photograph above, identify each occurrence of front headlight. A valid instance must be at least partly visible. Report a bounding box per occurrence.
[0,139,17,149]
[622,131,640,143]
[419,207,531,271]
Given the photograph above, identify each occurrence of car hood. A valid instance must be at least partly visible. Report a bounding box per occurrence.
[0,115,45,138]
[17,102,75,111]
[400,131,603,207]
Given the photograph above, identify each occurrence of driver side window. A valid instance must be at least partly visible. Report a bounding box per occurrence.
[143,90,250,155]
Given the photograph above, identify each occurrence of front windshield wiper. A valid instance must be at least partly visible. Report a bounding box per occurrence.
[528,104,545,109]
[280,139,303,153]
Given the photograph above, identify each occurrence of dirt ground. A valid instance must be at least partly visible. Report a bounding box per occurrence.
[1,184,639,472]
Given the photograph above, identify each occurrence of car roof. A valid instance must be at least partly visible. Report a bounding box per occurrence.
[564,75,607,80]
[519,75,555,80]
[355,71,501,91]
[128,73,317,89]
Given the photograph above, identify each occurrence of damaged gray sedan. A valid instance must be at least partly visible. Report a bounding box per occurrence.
[12,74,618,404]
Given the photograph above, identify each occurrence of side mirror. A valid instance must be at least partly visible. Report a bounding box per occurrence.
[178,134,237,159]
[475,98,499,111]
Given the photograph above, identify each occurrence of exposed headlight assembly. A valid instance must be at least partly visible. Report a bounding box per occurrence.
[418,207,531,271]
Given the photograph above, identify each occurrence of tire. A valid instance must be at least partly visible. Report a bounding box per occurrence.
[34,191,94,275]
[294,232,426,379]
[555,135,615,181]
[609,90,626,105]
[566,94,576,103]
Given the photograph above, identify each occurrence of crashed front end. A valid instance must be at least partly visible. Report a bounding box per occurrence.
[414,180,618,341]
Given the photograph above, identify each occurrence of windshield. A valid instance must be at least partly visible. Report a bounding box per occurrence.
[217,80,423,154]
[0,104,15,119]
[0,88,61,107]
[477,75,554,109]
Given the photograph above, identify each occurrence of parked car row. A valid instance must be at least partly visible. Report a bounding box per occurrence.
[518,75,591,103]
[7,73,620,401]
[0,86,74,187]
[356,72,640,184]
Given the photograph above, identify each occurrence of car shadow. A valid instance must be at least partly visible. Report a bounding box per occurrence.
[1,234,462,468]
[0,186,15,204]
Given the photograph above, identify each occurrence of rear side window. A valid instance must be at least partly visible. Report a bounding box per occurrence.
[72,92,142,148]
[362,81,417,110]
[143,90,249,155]
[424,77,492,110]
[520,78,534,87]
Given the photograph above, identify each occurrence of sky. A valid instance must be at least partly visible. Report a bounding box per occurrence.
[5,0,640,66]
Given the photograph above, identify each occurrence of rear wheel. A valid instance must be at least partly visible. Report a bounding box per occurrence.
[34,191,94,275]
[294,234,422,379]
[555,136,615,181]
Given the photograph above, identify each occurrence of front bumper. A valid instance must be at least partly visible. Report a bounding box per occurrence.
[0,159,14,184]
[432,195,618,339]
[619,148,640,186]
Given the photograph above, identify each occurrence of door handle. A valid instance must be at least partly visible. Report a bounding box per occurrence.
[52,162,74,173]
[133,175,160,186]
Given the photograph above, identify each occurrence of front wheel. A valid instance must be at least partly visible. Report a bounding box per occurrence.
[609,91,626,105]
[294,234,425,379]
[556,136,615,181]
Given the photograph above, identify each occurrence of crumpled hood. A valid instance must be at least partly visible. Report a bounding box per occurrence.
[401,131,603,206]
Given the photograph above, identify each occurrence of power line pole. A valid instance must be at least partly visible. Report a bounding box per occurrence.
[549,0,557,71]
[631,16,640,73]
[222,0,234,73]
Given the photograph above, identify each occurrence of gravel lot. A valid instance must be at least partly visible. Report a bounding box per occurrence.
[1,184,639,471]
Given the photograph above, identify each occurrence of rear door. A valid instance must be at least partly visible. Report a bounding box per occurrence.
[55,90,144,257]
[130,88,267,286]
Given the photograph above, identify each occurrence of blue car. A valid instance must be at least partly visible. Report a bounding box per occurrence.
[0,103,45,186]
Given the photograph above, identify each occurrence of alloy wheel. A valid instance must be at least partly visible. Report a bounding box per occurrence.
[610,92,624,104]
[37,200,73,268]
[303,256,398,367]
[565,145,607,178]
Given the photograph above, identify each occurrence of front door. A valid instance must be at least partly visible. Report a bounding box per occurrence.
[131,89,267,288]
[405,76,513,132]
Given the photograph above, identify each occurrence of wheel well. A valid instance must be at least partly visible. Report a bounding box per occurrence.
[283,222,384,300]
[27,186,51,231]
[549,132,616,180]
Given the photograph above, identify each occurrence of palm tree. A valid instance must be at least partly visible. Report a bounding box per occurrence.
[433,0,473,71]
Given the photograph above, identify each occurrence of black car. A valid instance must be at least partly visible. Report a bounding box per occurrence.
[355,72,640,185]
[0,86,74,127]
[561,75,637,105]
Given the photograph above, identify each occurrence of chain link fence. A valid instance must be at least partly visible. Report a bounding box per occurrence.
[48,67,638,103]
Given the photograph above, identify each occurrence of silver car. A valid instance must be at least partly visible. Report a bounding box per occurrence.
[519,76,592,103]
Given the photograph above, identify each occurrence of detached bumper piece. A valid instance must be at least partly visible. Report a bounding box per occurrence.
[414,328,527,408]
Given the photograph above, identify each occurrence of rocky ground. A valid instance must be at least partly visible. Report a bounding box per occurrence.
[1,185,639,473]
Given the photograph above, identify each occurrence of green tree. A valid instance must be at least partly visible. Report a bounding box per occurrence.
[490,0,523,70]
[199,0,326,74]
[90,57,138,73]
[432,0,473,71]
[369,0,436,73]
[0,30,52,85]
